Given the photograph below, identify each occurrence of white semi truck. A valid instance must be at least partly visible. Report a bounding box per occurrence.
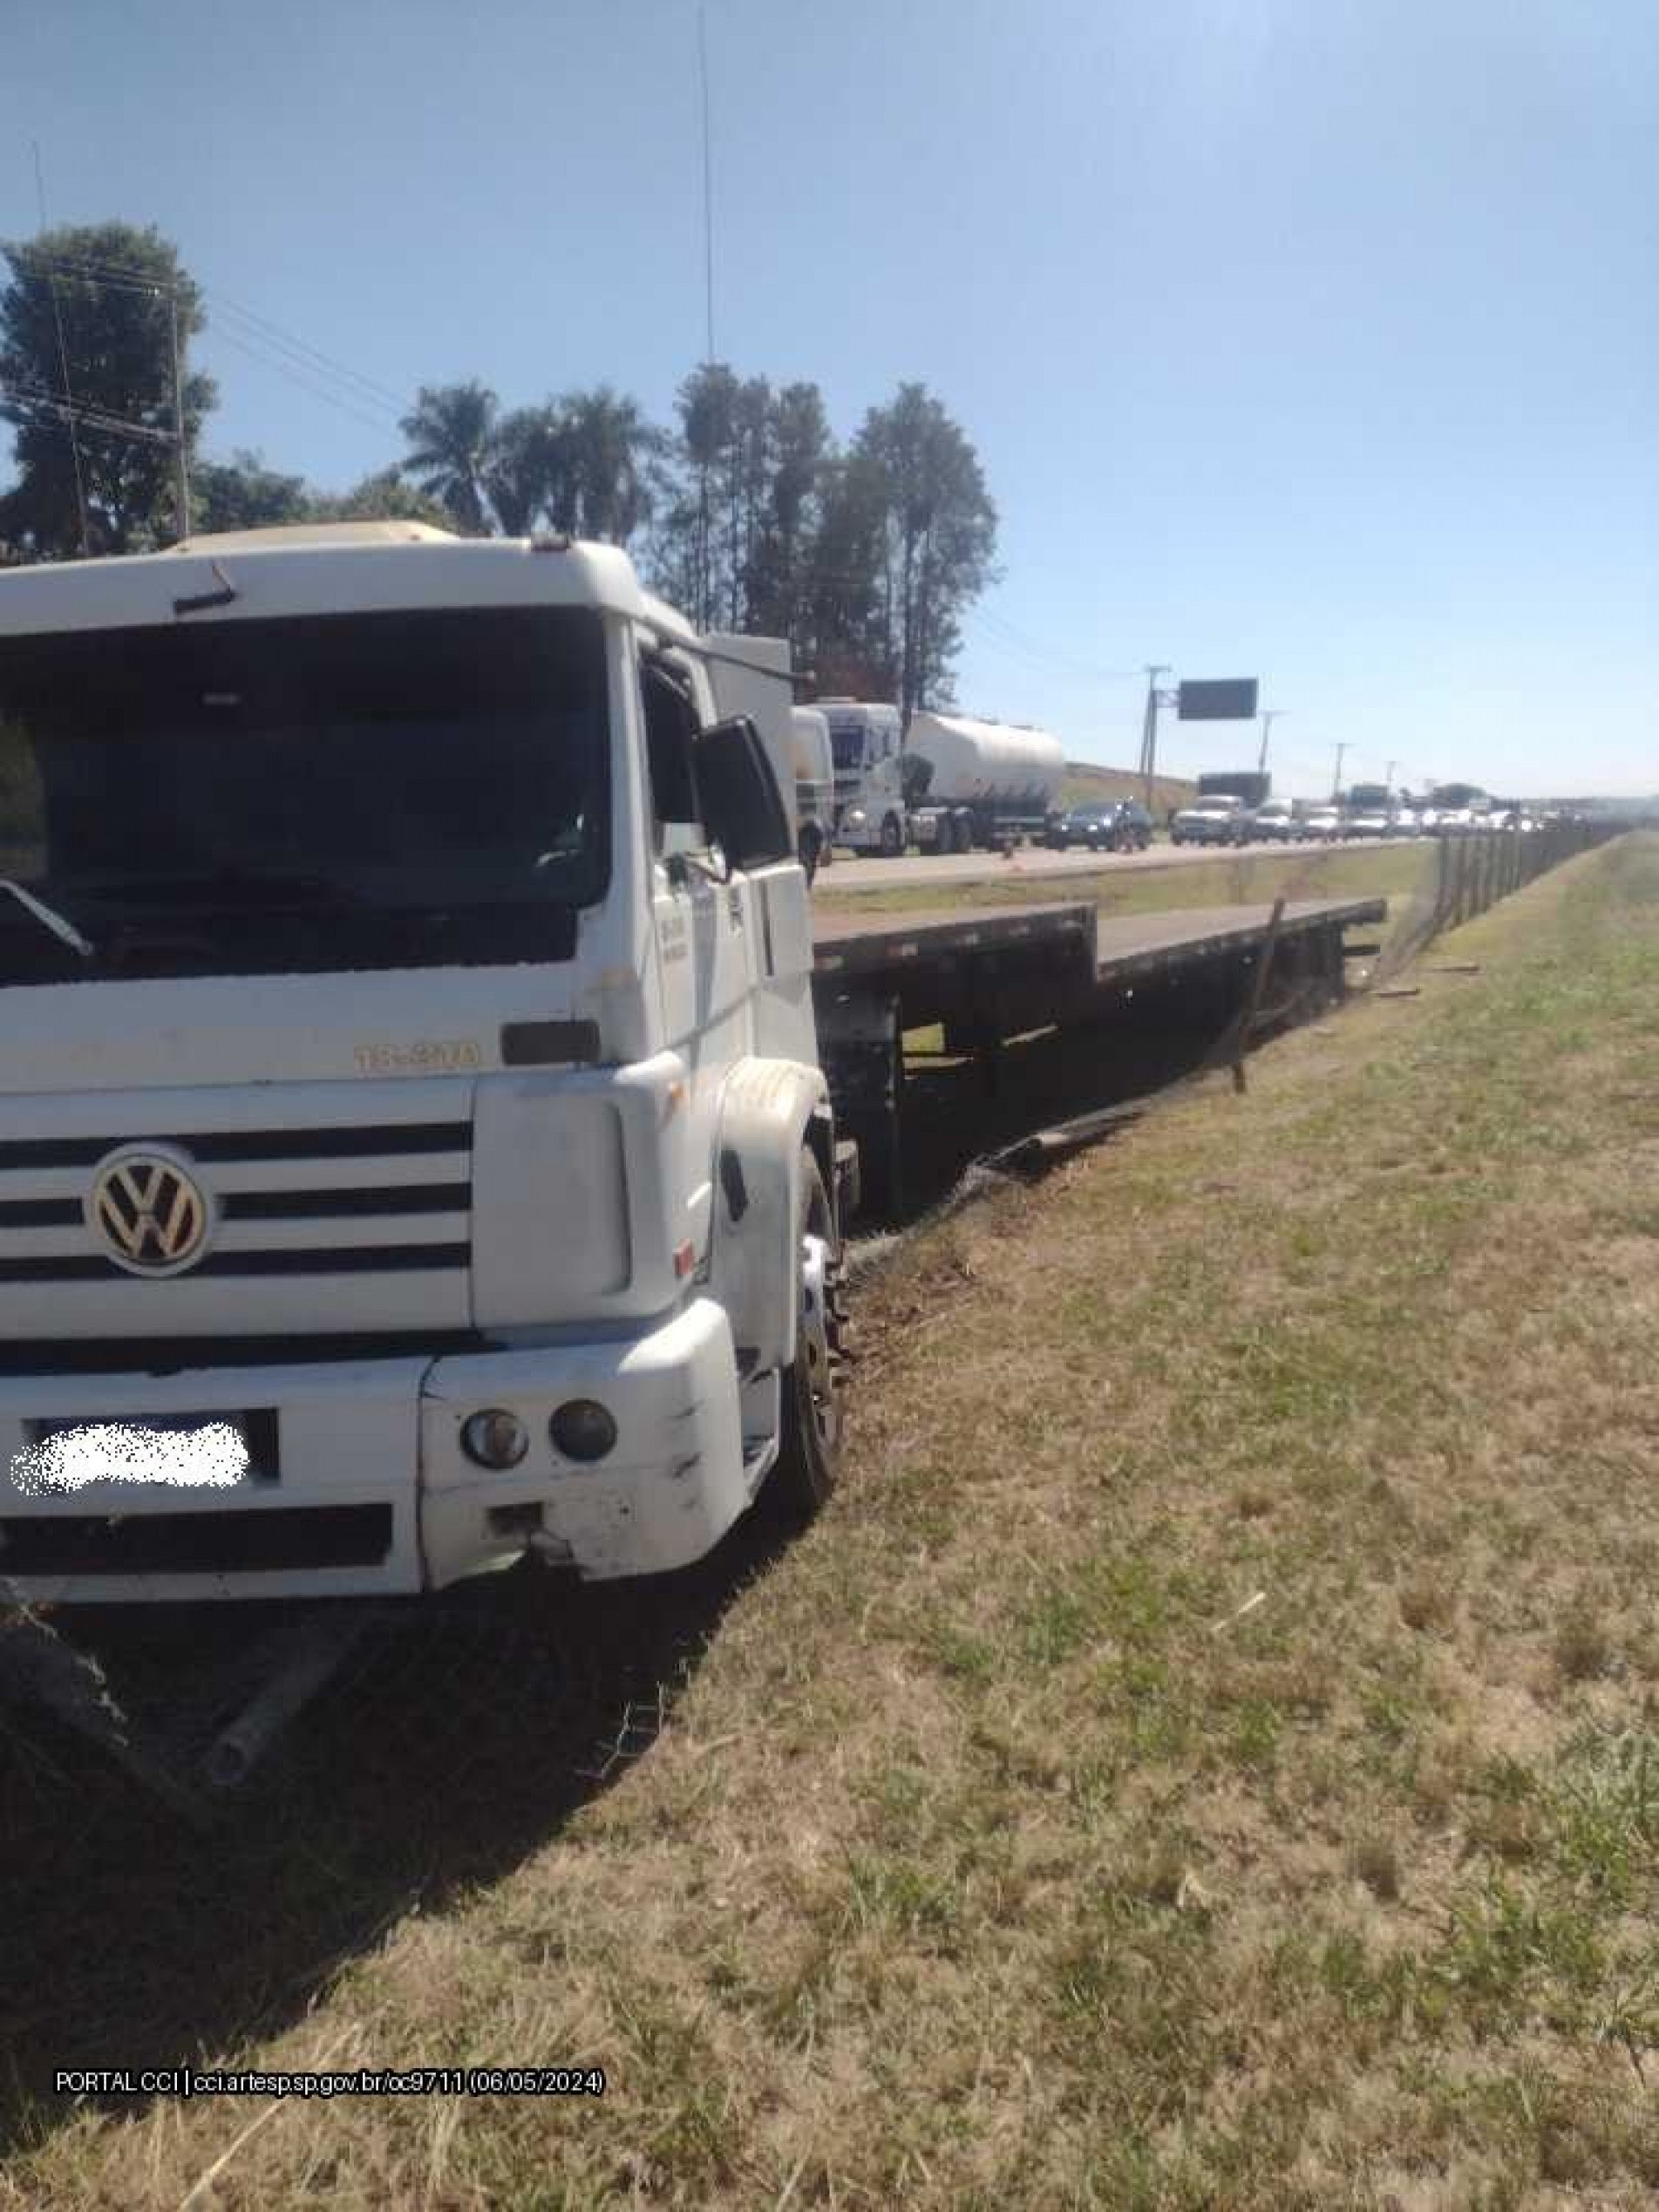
[0,521,851,1610]
[825,702,1065,857]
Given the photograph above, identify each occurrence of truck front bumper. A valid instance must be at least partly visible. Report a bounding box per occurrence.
[0,1297,748,1604]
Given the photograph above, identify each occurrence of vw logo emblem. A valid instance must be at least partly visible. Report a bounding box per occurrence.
[85,1146,214,1276]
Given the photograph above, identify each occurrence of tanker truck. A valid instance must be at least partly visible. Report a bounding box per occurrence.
[826,703,1066,857]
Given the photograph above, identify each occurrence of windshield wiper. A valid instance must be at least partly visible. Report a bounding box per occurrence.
[0,878,97,960]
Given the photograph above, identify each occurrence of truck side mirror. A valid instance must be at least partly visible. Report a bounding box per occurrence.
[696,716,793,872]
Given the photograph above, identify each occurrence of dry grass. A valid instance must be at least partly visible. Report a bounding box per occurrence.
[1058,762,1195,814]
[4,836,1658,2209]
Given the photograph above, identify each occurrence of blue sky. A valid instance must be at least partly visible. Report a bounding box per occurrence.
[3,0,1654,797]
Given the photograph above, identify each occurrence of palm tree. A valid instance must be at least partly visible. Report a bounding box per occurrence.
[485,405,568,537]
[398,381,500,535]
[559,387,665,545]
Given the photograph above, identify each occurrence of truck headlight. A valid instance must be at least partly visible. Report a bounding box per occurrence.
[550,1399,617,1462]
[461,1409,530,1469]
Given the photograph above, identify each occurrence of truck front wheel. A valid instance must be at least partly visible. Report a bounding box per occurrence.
[763,1150,846,1529]
[798,823,823,883]
[880,814,904,859]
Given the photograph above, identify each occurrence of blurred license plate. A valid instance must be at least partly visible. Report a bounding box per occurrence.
[23,1414,250,1487]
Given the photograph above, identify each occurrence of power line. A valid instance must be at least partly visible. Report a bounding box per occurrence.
[973,607,1142,684]
[207,323,401,437]
[205,290,410,412]
[0,381,177,447]
[3,240,411,419]
[2,241,178,296]
[28,151,91,556]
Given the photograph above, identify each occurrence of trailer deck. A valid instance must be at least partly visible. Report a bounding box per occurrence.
[815,895,1383,984]
[813,895,1384,1213]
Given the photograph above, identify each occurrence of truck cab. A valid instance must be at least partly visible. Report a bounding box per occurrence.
[0,522,847,1606]
[821,701,907,857]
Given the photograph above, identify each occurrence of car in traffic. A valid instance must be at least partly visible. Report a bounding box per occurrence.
[1247,800,1306,843]
[1390,807,1420,837]
[1347,807,1393,839]
[1170,793,1249,846]
[1302,806,1344,841]
[1050,799,1152,852]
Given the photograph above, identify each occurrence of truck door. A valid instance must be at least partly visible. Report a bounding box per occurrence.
[641,650,759,1252]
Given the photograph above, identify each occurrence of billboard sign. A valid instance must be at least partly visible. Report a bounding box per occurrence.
[1177,678,1259,722]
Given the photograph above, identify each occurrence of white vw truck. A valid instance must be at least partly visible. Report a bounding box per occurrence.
[0,521,847,1607]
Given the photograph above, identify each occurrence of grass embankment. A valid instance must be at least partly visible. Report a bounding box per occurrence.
[1059,762,1195,814]
[818,838,1431,927]
[8,838,1658,2208]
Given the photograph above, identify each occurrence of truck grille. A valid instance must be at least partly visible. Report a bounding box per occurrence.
[0,1089,475,1343]
[0,1503,393,1575]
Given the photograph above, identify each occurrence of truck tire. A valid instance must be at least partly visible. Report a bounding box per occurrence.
[798,823,823,883]
[763,1148,846,1529]
[880,814,904,859]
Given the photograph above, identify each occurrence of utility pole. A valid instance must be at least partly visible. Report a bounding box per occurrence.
[168,289,191,542]
[1331,741,1349,801]
[1384,759,1399,793]
[1257,708,1285,776]
[1139,664,1170,813]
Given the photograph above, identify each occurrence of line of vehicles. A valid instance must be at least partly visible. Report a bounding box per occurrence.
[1170,776,1548,849]
[801,718,1554,868]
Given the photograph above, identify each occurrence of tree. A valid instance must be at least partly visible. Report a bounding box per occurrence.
[309,468,454,528]
[749,380,834,657]
[556,387,664,544]
[398,380,500,534]
[193,449,310,534]
[670,363,741,629]
[804,446,890,697]
[850,384,998,716]
[485,405,565,536]
[0,221,215,557]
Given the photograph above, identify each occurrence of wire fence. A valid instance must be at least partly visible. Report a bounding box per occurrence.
[1380,818,1618,979]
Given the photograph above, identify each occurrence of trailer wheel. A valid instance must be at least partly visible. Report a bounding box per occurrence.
[880,813,904,858]
[762,1148,846,1529]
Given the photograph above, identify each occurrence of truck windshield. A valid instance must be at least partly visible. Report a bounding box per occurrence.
[0,605,609,980]
[826,720,867,773]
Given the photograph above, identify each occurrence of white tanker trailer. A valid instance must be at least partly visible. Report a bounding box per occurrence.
[826,703,1067,856]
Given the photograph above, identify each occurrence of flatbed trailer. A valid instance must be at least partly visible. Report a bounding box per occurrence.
[813,896,1384,1214]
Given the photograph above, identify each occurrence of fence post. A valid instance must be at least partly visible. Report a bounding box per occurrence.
[1230,895,1287,1095]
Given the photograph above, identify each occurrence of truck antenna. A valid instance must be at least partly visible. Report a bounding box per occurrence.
[698,2,717,364]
